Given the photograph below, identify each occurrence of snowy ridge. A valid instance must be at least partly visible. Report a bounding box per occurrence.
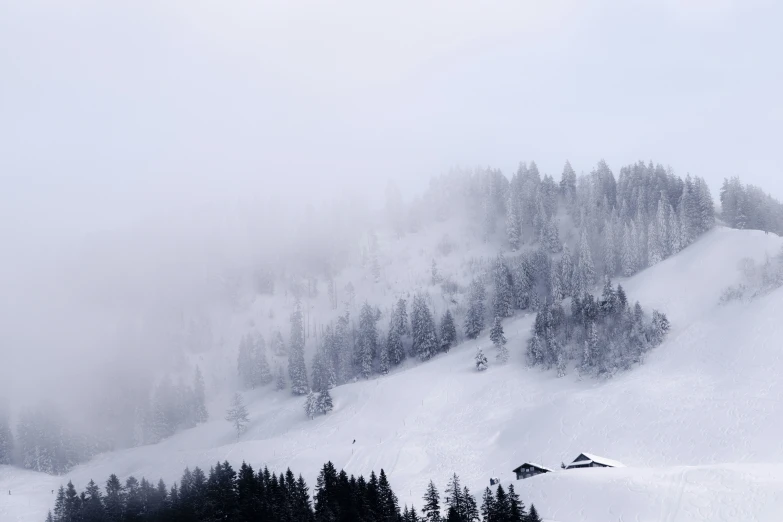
[3,227,783,521]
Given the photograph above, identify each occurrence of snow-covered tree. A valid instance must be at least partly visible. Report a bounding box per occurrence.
[193,366,208,424]
[545,218,561,253]
[335,313,354,383]
[275,365,286,391]
[464,280,486,339]
[648,220,663,266]
[560,245,574,297]
[493,255,514,318]
[271,330,286,356]
[439,310,458,352]
[621,223,636,277]
[369,232,381,283]
[505,194,521,251]
[225,393,249,438]
[431,259,442,285]
[603,217,618,276]
[316,390,334,415]
[304,392,318,420]
[475,348,488,372]
[0,406,12,465]
[253,334,273,385]
[385,313,406,368]
[311,347,336,393]
[574,228,596,294]
[288,299,309,395]
[411,294,439,361]
[357,302,379,378]
[421,480,441,522]
[489,317,508,363]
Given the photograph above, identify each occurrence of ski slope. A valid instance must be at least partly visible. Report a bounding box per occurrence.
[3,227,783,522]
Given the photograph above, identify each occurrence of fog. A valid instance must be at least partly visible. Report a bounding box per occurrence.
[1,0,782,437]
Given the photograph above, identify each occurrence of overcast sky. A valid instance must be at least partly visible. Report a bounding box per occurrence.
[2,0,782,243]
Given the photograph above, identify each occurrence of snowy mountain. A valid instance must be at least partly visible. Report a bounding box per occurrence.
[3,226,783,521]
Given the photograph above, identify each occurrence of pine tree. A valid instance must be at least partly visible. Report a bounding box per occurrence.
[651,310,671,345]
[464,280,486,340]
[272,330,287,356]
[238,333,255,388]
[288,299,310,395]
[317,390,334,415]
[422,480,441,522]
[489,317,509,364]
[335,313,355,384]
[575,228,596,293]
[656,199,670,258]
[648,220,663,266]
[603,217,618,276]
[275,365,286,391]
[193,366,208,424]
[506,195,521,251]
[369,232,382,283]
[480,488,494,522]
[378,469,400,522]
[475,347,488,372]
[253,334,273,386]
[304,392,318,419]
[64,480,81,521]
[0,406,12,465]
[545,218,561,253]
[104,474,123,522]
[463,487,479,522]
[379,337,391,375]
[394,298,410,337]
[526,332,545,367]
[312,348,336,393]
[444,474,464,522]
[411,294,439,361]
[81,479,106,521]
[507,484,525,522]
[550,261,563,301]
[357,302,379,378]
[386,313,406,367]
[493,485,508,522]
[621,223,636,277]
[493,255,514,319]
[668,204,683,255]
[439,310,458,352]
[225,393,250,438]
[526,505,542,522]
[431,259,442,285]
[560,245,574,297]
[53,486,66,522]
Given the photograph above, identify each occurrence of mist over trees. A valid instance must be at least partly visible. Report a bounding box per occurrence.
[5,158,776,476]
[720,177,783,235]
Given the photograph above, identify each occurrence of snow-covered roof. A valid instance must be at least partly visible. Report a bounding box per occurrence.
[568,453,625,468]
[513,462,553,473]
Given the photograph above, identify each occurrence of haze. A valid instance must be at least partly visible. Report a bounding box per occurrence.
[1,0,782,412]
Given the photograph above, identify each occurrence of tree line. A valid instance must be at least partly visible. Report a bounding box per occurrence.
[0,368,209,475]
[720,177,783,235]
[45,461,544,522]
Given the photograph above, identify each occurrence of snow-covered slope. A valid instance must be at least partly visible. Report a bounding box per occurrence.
[3,227,783,522]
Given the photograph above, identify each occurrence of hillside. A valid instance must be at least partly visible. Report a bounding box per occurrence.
[2,226,783,521]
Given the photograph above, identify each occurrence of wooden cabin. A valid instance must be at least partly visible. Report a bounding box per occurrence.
[512,462,553,480]
[564,453,624,470]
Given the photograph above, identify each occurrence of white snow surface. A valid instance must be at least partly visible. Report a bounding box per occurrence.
[3,227,783,521]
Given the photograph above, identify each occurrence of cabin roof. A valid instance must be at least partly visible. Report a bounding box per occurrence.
[568,453,625,468]
[512,462,553,473]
